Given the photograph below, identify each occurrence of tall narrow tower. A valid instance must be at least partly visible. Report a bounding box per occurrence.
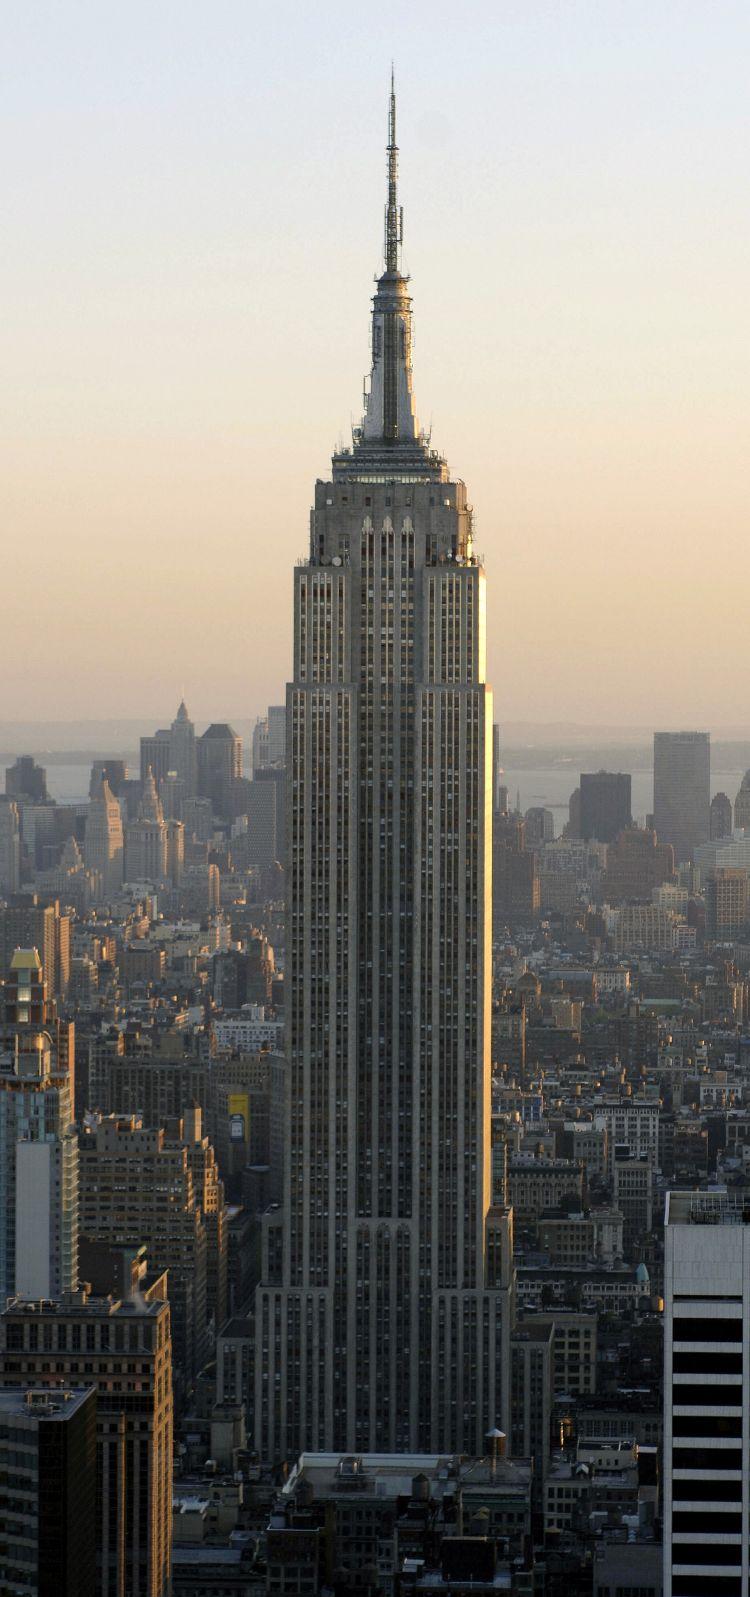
[255,83,513,1462]
[170,700,197,796]
[84,777,124,901]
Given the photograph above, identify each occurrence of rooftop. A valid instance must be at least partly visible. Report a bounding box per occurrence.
[3,1290,166,1319]
[283,1452,529,1503]
[667,1187,750,1226]
[0,1386,94,1422]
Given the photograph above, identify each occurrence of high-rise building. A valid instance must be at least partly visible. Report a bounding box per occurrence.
[602,826,675,902]
[255,84,513,1463]
[169,700,197,795]
[567,785,582,837]
[733,769,750,832]
[84,777,124,900]
[510,1324,554,1505]
[0,937,75,1096]
[0,1386,97,1597]
[493,815,540,927]
[710,790,733,840]
[248,766,286,866]
[182,795,214,841]
[252,704,286,774]
[124,768,168,883]
[89,759,127,798]
[140,727,171,787]
[181,1102,228,1336]
[5,755,49,803]
[165,816,185,884]
[705,866,750,937]
[663,1190,750,1597]
[197,724,242,817]
[524,806,554,845]
[653,731,710,862]
[0,1288,173,1597]
[492,724,502,814]
[0,891,71,998]
[579,771,632,843]
[251,716,268,774]
[0,799,21,892]
[0,951,78,1300]
[78,1112,210,1391]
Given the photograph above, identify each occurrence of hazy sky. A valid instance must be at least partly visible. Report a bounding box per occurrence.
[2,1,748,727]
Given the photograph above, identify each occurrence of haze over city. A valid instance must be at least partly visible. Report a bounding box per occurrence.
[4,9,750,1596]
[3,0,749,723]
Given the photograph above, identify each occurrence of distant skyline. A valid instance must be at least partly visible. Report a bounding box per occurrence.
[7,716,750,758]
[3,0,749,722]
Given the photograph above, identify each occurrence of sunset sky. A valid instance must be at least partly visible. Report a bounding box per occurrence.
[2,0,748,727]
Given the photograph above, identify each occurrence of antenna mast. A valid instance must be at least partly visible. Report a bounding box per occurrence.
[385,68,401,272]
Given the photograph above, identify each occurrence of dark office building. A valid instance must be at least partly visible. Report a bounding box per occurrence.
[653,730,710,862]
[5,755,49,803]
[89,759,127,798]
[197,724,242,818]
[579,771,632,843]
[710,790,732,840]
[0,1385,97,1597]
[140,729,172,787]
[493,815,540,926]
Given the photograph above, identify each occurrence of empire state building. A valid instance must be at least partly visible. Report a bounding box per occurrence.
[255,83,514,1462]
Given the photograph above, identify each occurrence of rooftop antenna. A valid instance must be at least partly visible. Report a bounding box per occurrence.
[384,65,402,273]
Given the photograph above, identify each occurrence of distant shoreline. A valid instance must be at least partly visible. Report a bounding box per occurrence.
[4,741,750,775]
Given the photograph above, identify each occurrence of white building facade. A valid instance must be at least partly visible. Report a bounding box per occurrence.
[664,1189,750,1597]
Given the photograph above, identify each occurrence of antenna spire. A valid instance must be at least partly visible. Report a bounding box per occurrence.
[385,67,401,273]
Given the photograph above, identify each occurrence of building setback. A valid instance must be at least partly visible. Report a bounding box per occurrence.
[0,1289,173,1597]
[77,1111,211,1393]
[254,83,512,1462]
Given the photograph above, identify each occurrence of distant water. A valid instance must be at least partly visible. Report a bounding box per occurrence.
[503,766,745,833]
[45,760,747,835]
[45,764,96,805]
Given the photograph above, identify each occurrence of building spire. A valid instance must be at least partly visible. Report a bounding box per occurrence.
[385,66,402,273]
[357,74,419,447]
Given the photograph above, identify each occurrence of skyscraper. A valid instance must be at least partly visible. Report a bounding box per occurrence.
[252,704,286,774]
[663,1190,749,1597]
[734,769,750,831]
[0,1386,97,1597]
[579,770,632,843]
[0,1288,173,1597]
[5,754,49,803]
[170,699,197,795]
[710,789,732,840]
[0,951,78,1301]
[0,892,70,997]
[124,767,168,883]
[197,723,242,817]
[653,731,710,862]
[255,83,513,1462]
[0,799,21,892]
[78,1112,210,1395]
[84,776,124,899]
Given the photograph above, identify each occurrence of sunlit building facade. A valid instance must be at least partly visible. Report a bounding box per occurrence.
[255,85,513,1462]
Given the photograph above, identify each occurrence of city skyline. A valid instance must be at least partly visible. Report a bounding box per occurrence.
[3,1,749,723]
[3,29,750,1584]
